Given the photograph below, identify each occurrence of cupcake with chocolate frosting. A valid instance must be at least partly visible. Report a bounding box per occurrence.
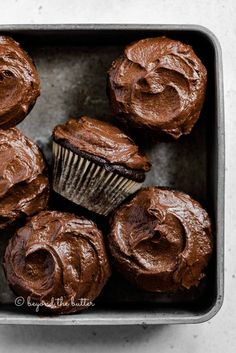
[3,210,111,314]
[109,187,213,292]
[52,116,151,216]
[0,36,40,129]
[0,128,49,229]
[107,37,207,139]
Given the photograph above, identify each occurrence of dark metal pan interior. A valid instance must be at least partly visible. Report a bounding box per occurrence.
[0,25,224,324]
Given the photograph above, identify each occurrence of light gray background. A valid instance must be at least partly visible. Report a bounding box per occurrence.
[0,0,235,351]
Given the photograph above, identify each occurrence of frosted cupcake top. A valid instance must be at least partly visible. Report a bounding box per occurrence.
[0,36,40,129]
[4,210,111,314]
[53,116,151,172]
[108,37,207,139]
[109,187,213,292]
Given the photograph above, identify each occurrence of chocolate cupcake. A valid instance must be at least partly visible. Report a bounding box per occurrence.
[107,37,207,139]
[109,187,213,292]
[0,128,49,229]
[52,116,151,216]
[3,211,111,314]
[0,36,40,129]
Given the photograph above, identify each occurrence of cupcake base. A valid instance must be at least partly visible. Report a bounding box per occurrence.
[52,142,142,216]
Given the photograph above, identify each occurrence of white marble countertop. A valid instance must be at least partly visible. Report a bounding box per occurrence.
[0,0,235,351]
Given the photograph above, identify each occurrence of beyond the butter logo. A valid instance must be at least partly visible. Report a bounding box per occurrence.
[15,296,95,312]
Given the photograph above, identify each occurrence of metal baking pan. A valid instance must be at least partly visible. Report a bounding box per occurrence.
[0,24,224,325]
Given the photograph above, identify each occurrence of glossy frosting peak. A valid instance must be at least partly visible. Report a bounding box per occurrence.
[4,211,111,314]
[53,116,151,172]
[109,187,212,292]
[0,36,40,129]
[108,37,207,139]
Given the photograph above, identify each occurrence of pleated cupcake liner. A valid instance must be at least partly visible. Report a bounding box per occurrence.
[52,142,142,216]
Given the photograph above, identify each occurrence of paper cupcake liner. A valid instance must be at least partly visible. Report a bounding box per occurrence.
[52,142,143,216]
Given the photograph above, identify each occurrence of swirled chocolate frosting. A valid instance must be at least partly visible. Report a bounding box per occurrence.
[53,116,151,173]
[108,37,207,139]
[0,36,40,129]
[109,187,212,292]
[4,211,111,314]
[0,128,49,229]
